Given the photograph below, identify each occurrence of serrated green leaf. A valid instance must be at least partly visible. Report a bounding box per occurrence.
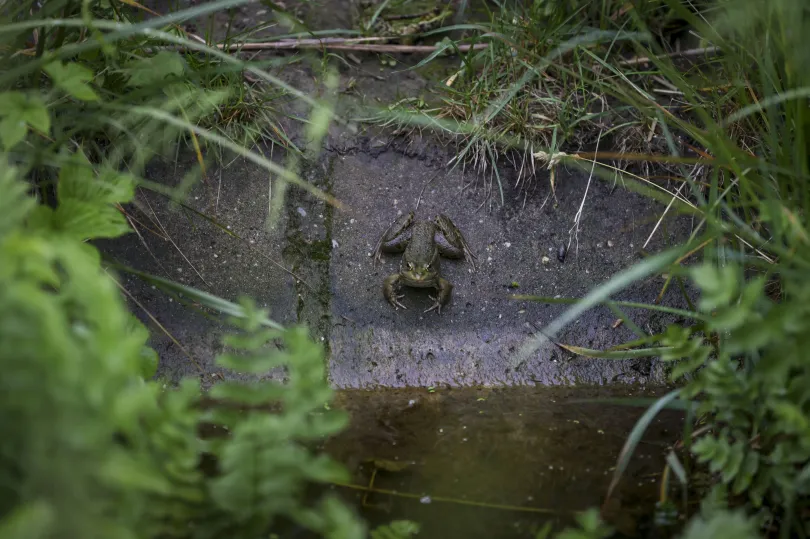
[0,164,35,236]
[371,520,421,539]
[216,351,285,374]
[139,346,158,379]
[319,496,366,539]
[307,410,348,438]
[44,62,99,101]
[671,346,711,380]
[304,455,349,483]
[222,328,283,350]
[679,510,759,539]
[0,115,28,149]
[58,152,135,205]
[732,452,758,495]
[208,381,286,405]
[0,92,50,148]
[721,442,744,483]
[99,450,173,494]
[692,264,738,312]
[0,91,50,148]
[52,199,130,240]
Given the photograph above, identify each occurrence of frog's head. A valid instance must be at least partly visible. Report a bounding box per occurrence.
[402,260,435,282]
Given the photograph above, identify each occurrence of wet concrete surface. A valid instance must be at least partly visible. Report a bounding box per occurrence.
[326,147,692,387]
[103,1,698,389]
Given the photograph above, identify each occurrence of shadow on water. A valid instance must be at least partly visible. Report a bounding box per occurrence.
[321,386,684,539]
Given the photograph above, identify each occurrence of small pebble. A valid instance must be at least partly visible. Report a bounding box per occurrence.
[504,242,511,248]
[557,243,567,262]
[607,240,615,248]
[420,496,432,504]
[542,255,550,265]
[332,239,339,249]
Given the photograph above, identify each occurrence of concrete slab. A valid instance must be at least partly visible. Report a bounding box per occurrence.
[326,147,693,387]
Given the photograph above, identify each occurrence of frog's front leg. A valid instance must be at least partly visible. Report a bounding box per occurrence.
[425,277,453,314]
[435,214,477,270]
[383,274,407,310]
[374,211,415,266]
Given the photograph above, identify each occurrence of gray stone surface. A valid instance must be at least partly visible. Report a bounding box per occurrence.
[325,148,692,387]
[100,151,300,386]
[102,3,697,389]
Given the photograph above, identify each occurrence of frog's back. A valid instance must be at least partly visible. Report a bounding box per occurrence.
[405,220,437,262]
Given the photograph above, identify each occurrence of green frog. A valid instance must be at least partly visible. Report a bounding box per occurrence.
[374,211,476,314]
[357,0,456,44]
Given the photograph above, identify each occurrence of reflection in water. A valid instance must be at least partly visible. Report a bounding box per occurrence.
[323,386,683,539]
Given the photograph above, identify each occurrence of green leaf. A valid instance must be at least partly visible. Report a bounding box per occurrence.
[125,51,186,88]
[59,153,135,205]
[732,452,759,495]
[678,510,759,539]
[304,454,349,483]
[0,164,35,236]
[208,381,286,405]
[671,346,711,380]
[319,496,366,539]
[556,508,613,539]
[139,346,158,379]
[0,116,27,150]
[691,264,739,312]
[216,351,285,374]
[44,62,99,101]
[51,199,130,240]
[0,502,54,539]
[307,410,349,438]
[371,520,421,539]
[98,450,173,495]
[0,91,50,148]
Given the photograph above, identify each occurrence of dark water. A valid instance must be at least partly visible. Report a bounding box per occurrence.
[322,386,684,539]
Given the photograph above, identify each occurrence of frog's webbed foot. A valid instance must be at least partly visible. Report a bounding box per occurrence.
[383,274,407,310]
[435,214,477,271]
[374,211,415,266]
[424,277,452,314]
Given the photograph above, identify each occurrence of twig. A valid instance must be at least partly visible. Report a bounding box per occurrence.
[107,270,207,377]
[190,38,488,54]
[643,180,688,249]
[384,10,439,21]
[619,46,720,67]
[332,481,563,514]
[414,169,442,211]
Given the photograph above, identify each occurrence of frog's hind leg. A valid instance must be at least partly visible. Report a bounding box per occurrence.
[374,211,414,266]
[383,274,407,310]
[435,214,477,270]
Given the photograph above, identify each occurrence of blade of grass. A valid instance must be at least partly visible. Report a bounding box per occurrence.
[108,263,284,330]
[556,344,674,360]
[602,389,681,512]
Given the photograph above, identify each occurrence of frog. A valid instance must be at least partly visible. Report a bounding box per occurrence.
[373,211,476,313]
[356,0,456,44]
